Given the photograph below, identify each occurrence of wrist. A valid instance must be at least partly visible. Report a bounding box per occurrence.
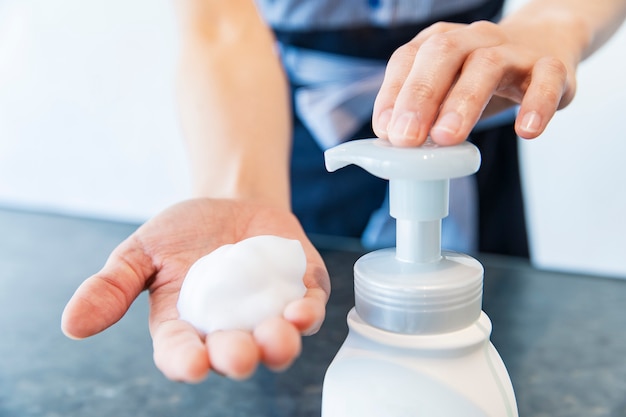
[190,155,291,210]
[500,3,591,66]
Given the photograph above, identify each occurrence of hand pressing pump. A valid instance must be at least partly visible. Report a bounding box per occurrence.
[321,138,518,417]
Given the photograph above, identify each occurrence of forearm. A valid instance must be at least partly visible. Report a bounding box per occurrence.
[502,0,626,63]
[175,0,291,209]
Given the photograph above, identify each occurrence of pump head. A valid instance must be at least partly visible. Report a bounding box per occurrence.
[325,138,481,263]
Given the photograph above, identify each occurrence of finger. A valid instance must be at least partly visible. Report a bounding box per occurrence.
[287,251,330,335]
[430,46,507,145]
[373,22,461,139]
[207,330,260,380]
[384,33,465,146]
[382,22,503,146]
[373,42,422,140]
[61,236,155,339]
[152,319,211,383]
[148,286,212,382]
[253,317,302,371]
[284,287,327,335]
[515,56,569,139]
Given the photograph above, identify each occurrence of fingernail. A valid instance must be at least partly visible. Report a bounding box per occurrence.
[389,112,420,143]
[520,111,541,134]
[433,112,463,137]
[376,109,393,134]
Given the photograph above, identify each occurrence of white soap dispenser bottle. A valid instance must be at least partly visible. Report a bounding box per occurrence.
[321,138,518,417]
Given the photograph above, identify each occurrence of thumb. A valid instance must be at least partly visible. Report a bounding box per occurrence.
[61,236,155,339]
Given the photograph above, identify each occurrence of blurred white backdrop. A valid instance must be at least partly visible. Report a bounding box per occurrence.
[0,0,190,222]
[1,0,625,277]
[504,0,626,278]
[518,25,626,278]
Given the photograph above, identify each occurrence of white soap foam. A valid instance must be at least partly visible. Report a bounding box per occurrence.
[177,235,307,334]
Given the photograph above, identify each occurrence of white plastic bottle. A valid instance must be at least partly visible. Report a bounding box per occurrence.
[321,138,518,417]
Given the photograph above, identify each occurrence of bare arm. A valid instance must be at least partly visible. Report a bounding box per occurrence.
[505,0,626,59]
[175,0,291,207]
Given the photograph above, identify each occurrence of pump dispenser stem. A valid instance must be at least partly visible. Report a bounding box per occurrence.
[396,219,440,263]
[389,177,450,263]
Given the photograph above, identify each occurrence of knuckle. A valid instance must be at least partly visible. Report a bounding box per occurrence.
[537,57,570,105]
[541,56,568,73]
[414,22,462,43]
[540,56,568,83]
[467,20,498,33]
[422,32,459,55]
[467,47,504,69]
[537,84,563,105]
[457,89,482,107]
[407,81,437,101]
[388,42,420,72]
[428,21,455,34]
[390,42,419,61]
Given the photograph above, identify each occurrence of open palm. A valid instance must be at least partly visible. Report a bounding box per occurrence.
[62,198,330,382]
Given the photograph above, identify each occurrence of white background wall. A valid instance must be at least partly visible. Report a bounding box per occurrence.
[520,26,626,278]
[1,0,625,278]
[0,0,190,222]
[503,0,626,278]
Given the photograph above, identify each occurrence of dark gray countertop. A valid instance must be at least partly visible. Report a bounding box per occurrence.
[1,208,625,417]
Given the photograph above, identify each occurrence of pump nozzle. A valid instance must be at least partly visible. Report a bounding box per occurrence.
[325,138,480,263]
